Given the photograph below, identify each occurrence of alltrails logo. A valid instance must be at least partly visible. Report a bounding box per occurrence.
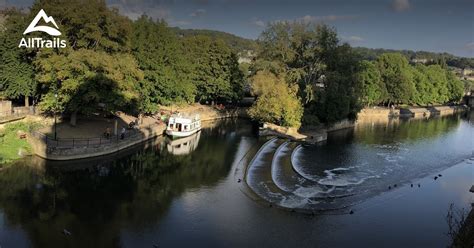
[18,9,67,48]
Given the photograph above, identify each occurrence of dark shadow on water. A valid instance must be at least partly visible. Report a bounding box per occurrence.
[0,119,253,247]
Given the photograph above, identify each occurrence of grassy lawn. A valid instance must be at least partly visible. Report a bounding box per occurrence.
[0,121,42,165]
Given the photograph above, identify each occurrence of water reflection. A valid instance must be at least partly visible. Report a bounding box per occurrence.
[0,120,252,247]
[166,131,201,155]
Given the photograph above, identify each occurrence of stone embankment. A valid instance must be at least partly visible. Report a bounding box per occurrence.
[27,104,248,160]
[259,119,355,144]
[260,105,467,144]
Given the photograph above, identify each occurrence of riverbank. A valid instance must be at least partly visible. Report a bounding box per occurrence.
[26,104,248,161]
[259,105,468,144]
[0,118,47,165]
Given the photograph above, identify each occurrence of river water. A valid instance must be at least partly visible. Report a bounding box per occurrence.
[0,113,473,247]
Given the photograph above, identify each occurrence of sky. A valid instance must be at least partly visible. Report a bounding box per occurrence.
[1,0,473,57]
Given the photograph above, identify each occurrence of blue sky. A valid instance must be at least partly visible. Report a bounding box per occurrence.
[2,0,473,57]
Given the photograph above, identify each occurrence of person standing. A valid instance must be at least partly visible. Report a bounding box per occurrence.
[120,127,126,140]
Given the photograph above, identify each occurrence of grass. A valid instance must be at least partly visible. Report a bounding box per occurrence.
[0,121,42,165]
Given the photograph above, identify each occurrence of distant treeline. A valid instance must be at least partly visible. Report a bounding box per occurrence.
[353,47,474,69]
[171,27,257,53]
[0,0,468,128]
[357,53,464,107]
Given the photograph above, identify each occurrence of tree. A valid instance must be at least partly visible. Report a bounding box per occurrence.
[132,16,195,112]
[356,60,384,106]
[30,0,132,53]
[248,71,303,127]
[446,71,464,103]
[0,9,36,106]
[185,36,244,103]
[376,53,416,105]
[411,65,432,105]
[35,49,143,125]
[424,65,449,104]
[254,21,361,125]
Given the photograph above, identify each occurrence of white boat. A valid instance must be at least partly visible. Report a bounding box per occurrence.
[166,131,201,155]
[166,113,201,139]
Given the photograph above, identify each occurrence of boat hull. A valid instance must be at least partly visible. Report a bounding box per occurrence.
[166,128,201,139]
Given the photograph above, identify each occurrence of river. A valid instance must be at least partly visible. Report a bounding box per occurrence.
[0,112,472,247]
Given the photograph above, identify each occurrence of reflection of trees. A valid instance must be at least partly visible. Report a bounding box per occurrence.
[354,115,462,145]
[0,121,248,247]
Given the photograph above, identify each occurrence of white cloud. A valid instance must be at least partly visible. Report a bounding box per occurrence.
[190,8,206,17]
[254,20,265,27]
[391,0,411,12]
[348,36,364,42]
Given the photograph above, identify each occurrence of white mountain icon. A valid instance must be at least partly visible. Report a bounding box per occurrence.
[23,9,61,36]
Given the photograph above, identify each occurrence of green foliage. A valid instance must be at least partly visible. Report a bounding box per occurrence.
[30,0,132,53]
[356,61,384,106]
[248,71,303,127]
[0,9,36,104]
[35,49,143,115]
[0,121,42,165]
[132,16,195,112]
[184,35,244,103]
[357,54,465,106]
[376,53,416,104]
[253,22,361,126]
[353,47,474,69]
[172,27,257,53]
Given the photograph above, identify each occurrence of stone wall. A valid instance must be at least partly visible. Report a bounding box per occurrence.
[358,108,400,119]
[13,106,33,115]
[29,124,166,160]
[0,101,12,116]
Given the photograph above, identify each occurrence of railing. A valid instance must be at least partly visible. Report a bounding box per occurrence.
[30,122,163,149]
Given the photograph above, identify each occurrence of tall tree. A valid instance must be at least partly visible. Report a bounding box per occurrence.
[30,0,132,53]
[132,16,195,112]
[185,35,244,103]
[0,9,36,107]
[254,21,361,125]
[35,49,143,125]
[248,71,303,127]
[356,60,385,107]
[376,53,416,105]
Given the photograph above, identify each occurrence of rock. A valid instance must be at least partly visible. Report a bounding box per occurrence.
[349,210,354,215]
[410,184,413,187]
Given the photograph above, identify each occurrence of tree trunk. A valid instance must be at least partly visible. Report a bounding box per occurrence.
[24,96,29,107]
[70,111,77,126]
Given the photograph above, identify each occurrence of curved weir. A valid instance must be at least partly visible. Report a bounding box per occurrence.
[245,139,360,212]
[271,142,335,198]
